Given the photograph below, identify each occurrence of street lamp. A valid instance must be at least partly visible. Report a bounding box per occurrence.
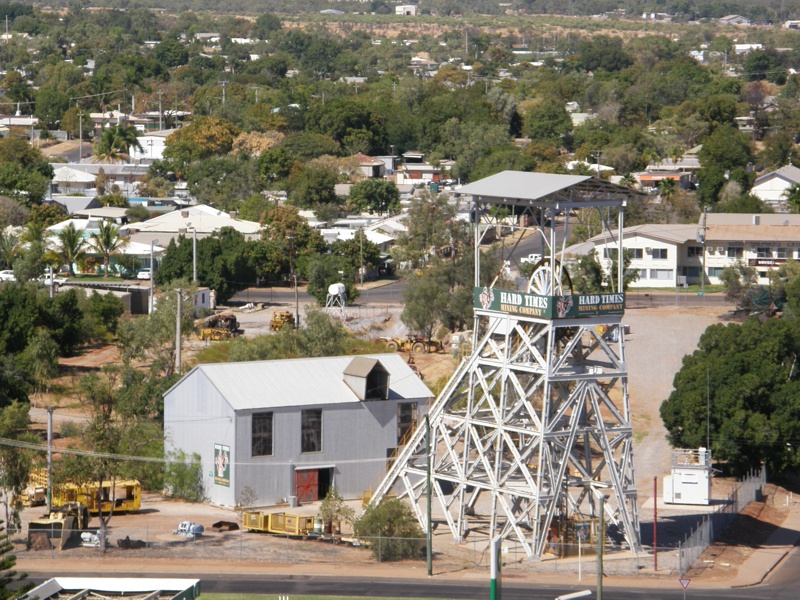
[287,231,299,328]
[186,223,197,284]
[696,206,709,297]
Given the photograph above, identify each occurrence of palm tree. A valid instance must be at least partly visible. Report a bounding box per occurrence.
[93,124,143,163]
[57,222,86,276]
[0,230,20,269]
[658,178,677,200]
[783,183,800,213]
[90,221,128,278]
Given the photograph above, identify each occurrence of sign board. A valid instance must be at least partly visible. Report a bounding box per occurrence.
[214,443,230,487]
[679,578,691,590]
[575,521,590,541]
[474,286,625,319]
[749,258,787,267]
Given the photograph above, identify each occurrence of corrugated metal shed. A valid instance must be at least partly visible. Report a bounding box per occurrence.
[179,353,431,411]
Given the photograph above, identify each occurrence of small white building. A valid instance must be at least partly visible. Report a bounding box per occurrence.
[396,4,418,15]
[663,449,711,505]
[129,129,177,162]
[751,164,800,212]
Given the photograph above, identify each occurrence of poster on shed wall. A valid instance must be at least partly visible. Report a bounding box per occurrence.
[214,443,230,487]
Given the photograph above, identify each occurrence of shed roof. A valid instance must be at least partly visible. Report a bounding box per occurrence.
[173,354,432,411]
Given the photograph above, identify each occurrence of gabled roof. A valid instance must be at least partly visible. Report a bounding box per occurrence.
[343,356,384,377]
[754,164,800,186]
[121,204,261,236]
[561,224,698,257]
[352,153,384,166]
[52,166,96,183]
[168,354,433,412]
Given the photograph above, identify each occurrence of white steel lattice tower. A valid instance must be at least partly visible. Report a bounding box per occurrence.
[369,171,643,559]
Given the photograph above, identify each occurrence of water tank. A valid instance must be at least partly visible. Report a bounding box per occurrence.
[328,283,346,296]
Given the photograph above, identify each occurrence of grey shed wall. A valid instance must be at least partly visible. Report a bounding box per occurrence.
[235,398,424,506]
[164,369,237,506]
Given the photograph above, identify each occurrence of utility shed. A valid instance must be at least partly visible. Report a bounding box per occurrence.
[163,354,433,507]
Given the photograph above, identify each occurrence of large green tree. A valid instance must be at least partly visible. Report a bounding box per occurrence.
[347,179,400,215]
[661,316,800,475]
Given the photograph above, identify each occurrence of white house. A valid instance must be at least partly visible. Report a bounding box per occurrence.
[564,224,699,288]
[129,129,177,162]
[564,215,800,289]
[751,164,800,212]
[396,4,418,15]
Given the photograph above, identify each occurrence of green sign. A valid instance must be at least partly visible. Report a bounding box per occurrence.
[214,443,230,487]
[474,287,625,319]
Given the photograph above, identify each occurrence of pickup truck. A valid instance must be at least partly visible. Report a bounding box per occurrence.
[519,253,543,265]
[39,274,68,286]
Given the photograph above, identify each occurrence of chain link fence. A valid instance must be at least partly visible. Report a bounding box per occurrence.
[677,467,766,576]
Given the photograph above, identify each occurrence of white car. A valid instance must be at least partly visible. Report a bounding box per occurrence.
[0,270,15,282]
[39,274,68,286]
[519,253,543,265]
[136,268,152,280]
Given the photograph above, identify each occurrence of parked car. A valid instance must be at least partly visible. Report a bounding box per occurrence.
[39,274,68,286]
[519,253,543,265]
[0,270,15,282]
[136,268,152,280]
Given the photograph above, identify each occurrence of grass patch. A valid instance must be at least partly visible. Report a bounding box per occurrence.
[192,340,235,365]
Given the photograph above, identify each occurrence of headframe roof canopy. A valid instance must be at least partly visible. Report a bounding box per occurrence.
[455,170,641,209]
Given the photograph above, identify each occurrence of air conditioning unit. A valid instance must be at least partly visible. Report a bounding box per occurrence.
[645,247,652,253]
[717,247,725,253]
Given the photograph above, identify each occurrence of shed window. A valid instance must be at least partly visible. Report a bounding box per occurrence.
[301,409,322,453]
[397,403,418,445]
[252,412,273,457]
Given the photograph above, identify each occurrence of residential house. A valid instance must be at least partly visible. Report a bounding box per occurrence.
[129,129,177,162]
[396,4,418,15]
[352,153,386,179]
[163,354,433,507]
[751,164,800,211]
[395,151,442,186]
[719,15,751,26]
[121,204,262,248]
[563,214,800,289]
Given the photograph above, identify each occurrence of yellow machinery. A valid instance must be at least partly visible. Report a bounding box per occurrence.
[242,511,315,536]
[51,479,141,514]
[197,313,241,341]
[384,336,443,353]
[270,310,295,331]
[27,502,90,551]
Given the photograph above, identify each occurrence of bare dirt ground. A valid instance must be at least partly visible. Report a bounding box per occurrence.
[20,297,788,578]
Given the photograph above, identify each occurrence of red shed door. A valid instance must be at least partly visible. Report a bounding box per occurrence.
[295,469,318,504]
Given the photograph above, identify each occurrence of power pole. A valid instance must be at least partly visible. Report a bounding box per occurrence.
[175,289,182,375]
[220,80,228,105]
[158,91,163,131]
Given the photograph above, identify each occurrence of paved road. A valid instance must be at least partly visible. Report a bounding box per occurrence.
[24,572,786,599]
[229,280,407,307]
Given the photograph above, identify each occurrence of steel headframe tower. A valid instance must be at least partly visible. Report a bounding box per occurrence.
[370,171,642,559]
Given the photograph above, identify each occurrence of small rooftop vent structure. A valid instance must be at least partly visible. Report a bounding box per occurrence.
[663,448,712,505]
